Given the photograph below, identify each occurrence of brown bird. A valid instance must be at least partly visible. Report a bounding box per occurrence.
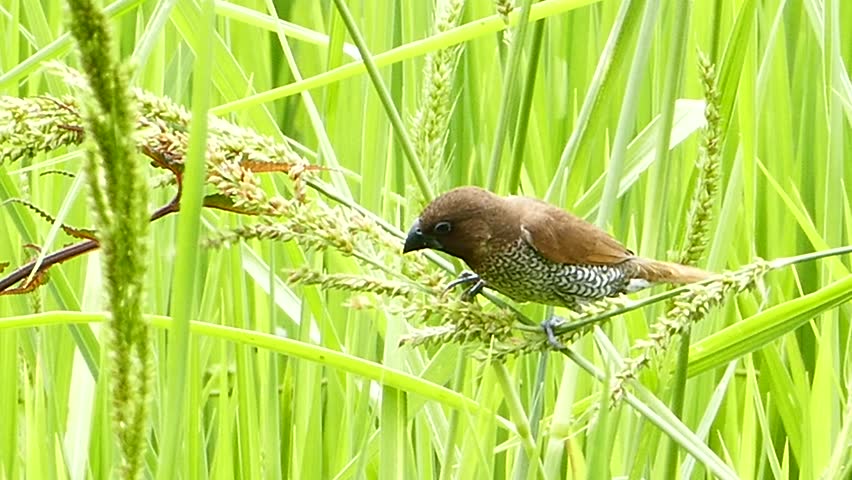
[402,186,711,345]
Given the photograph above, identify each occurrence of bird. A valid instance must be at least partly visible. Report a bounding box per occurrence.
[402,186,711,347]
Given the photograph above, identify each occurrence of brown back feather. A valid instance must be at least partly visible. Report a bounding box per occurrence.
[509,196,634,266]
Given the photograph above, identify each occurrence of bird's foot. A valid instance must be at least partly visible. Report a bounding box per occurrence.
[443,270,478,292]
[442,270,486,301]
[541,316,568,350]
[461,278,487,301]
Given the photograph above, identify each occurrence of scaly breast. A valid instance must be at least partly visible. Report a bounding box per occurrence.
[474,239,630,309]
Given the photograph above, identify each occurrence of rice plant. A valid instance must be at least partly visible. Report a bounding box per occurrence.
[1,0,850,478]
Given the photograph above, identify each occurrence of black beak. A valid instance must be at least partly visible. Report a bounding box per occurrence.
[403,218,442,253]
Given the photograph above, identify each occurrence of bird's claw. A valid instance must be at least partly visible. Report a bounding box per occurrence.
[461,278,486,301]
[541,316,567,350]
[442,270,478,293]
[443,270,486,302]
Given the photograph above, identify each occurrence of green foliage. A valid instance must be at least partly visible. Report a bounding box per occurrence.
[66,0,150,477]
[1,0,850,479]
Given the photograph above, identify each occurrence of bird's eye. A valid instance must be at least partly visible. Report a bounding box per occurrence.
[434,221,452,235]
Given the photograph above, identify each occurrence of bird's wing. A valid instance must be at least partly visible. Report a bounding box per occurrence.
[510,196,634,266]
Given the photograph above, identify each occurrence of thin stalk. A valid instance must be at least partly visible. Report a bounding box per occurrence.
[211,0,602,115]
[330,0,434,200]
[584,331,738,480]
[596,0,659,227]
[156,0,214,477]
[507,19,546,195]
[662,326,691,477]
[492,362,539,478]
[769,245,852,268]
[439,354,467,480]
[544,0,644,202]
[656,2,692,478]
[527,353,548,440]
[637,0,691,259]
[486,0,535,191]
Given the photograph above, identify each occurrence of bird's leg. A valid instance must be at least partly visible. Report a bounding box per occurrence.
[442,270,478,294]
[461,277,487,301]
[442,270,487,301]
[541,316,567,350]
[541,298,589,350]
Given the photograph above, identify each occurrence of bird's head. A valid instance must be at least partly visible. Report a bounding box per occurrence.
[402,187,515,266]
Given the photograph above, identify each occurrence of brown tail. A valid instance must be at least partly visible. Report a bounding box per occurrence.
[629,257,712,284]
